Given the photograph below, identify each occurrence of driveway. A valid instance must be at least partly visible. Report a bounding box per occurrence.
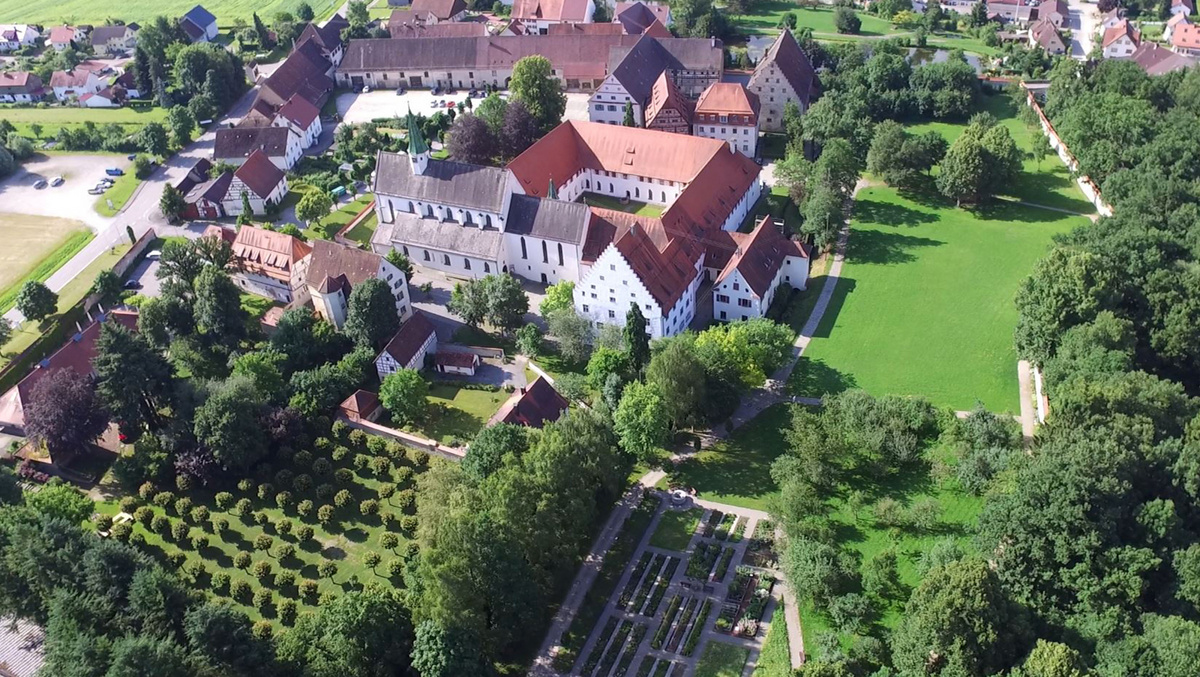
[1068,0,1100,58]
[0,154,131,231]
[336,90,593,124]
[123,258,162,298]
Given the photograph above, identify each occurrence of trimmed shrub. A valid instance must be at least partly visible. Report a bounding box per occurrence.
[363,551,382,570]
[299,579,319,597]
[294,450,314,467]
[380,532,399,550]
[334,468,353,483]
[166,551,186,569]
[111,522,132,541]
[191,534,209,551]
[332,446,349,461]
[212,571,231,592]
[237,479,254,492]
[370,456,391,476]
[312,457,333,475]
[316,483,334,499]
[277,518,293,535]
[334,490,353,507]
[134,506,154,526]
[394,467,414,486]
[275,469,295,487]
[408,449,429,467]
[153,492,174,508]
[151,515,170,534]
[181,559,205,582]
[293,474,313,493]
[176,474,193,492]
[378,483,396,500]
[252,560,273,580]
[401,515,418,535]
[276,491,294,510]
[231,579,252,600]
[234,551,252,569]
[258,483,275,500]
[213,516,230,534]
[255,534,274,551]
[387,559,405,578]
[278,598,299,625]
[254,588,273,609]
[174,497,193,516]
[254,512,270,526]
[296,525,315,542]
[297,499,315,517]
[317,505,334,524]
[395,489,416,512]
[190,506,210,524]
[234,498,252,517]
[139,482,157,501]
[359,499,379,516]
[275,570,296,588]
[119,496,138,514]
[251,620,272,639]
[215,492,234,509]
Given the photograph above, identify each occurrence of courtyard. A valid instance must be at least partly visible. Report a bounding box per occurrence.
[562,492,791,677]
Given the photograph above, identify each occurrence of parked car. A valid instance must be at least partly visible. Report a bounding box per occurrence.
[395,86,406,95]
[50,176,64,187]
[362,85,371,93]
[127,153,137,160]
[105,168,124,176]
[33,179,47,189]
[93,183,110,192]
[445,100,456,108]
[124,280,142,290]
[87,187,104,195]
[429,99,439,108]
[432,85,441,95]
[146,250,162,260]
[468,89,478,98]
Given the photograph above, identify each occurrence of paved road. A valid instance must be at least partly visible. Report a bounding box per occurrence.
[1,85,259,325]
[1068,0,1100,59]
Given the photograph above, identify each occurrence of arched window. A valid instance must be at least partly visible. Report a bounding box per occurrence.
[609,183,614,193]
[485,214,492,227]
[662,191,666,202]
[426,204,434,218]
[634,187,639,198]
[541,240,548,263]
[443,254,451,265]
[557,243,564,266]
[464,258,471,270]
[520,237,527,259]
[403,245,410,256]
[464,211,473,225]
[484,262,490,273]
[407,201,414,213]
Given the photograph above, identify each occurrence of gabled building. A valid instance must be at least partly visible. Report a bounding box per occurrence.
[0,309,138,435]
[1102,19,1140,58]
[1171,21,1200,55]
[707,216,808,322]
[0,24,40,52]
[221,149,289,217]
[49,68,103,101]
[90,24,137,55]
[181,5,219,43]
[614,1,672,34]
[273,94,323,148]
[213,126,302,170]
[1127,40,1197,75]
[406,0,469,23]
[114,71,142,99]
[306,239,412,329]
[375,311,438,378]
[47,25,84,50]
[260,38,336,108]
[512,0,596,33]
[746,28,819,132]
[1036,0,1068,27]
[643,71,692,134]
[296,17,347,67]
[587,33,724,125]
[488,376,570,428]
[0,72,44,103]
[1165,12,1192,43]
[80,87,121,108]
[1029,19,1066,55]
[229,224,312,303]
[388,19,488,37]
[1100,7,1126,30]
[693,82,759,157]
[176,158,229,220]
[986,0,1036,24]
[1173,0,1194,16]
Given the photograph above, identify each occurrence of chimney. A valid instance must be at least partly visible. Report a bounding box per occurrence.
[711,37,716,47]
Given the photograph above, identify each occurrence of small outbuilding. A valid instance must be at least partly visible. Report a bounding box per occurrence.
[434,351,481,376]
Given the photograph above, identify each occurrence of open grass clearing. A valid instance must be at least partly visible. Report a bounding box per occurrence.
[668,404,792,512]
[787,185,1084,412]
[732,2,898,36]
[694,641,750,677]
[0,105,168,136]
[906,93,1095,215]
[0,0,340,25]
[648,508,700,551]
[0,214,93,314]
[412,383,508,445]
[581,192,664,217]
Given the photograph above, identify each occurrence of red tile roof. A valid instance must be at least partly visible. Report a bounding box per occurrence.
[488,376,570,428]
[644,70,693,128]
[434,351,479,368]
[1172,21,1200,49]
[232,224,312,283]
[1102,18,1140,48]
[751,29,818,108]
[0,71,42,94]
[379,312,437,368]
[48,26,75,44]
[512,0,592,22]
[695,82,760,118]
[389,20,487,37]
[547,21,626,35]
[49,68,95,88]
[276,94,320,129]
[339,389,380,416]
[412,0,467,19]
[202,224,237,243]
[713,216,808,297]
[233,149,286,199]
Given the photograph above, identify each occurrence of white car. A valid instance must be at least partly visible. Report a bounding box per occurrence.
[362,86,371,93]
[146,250,162,260]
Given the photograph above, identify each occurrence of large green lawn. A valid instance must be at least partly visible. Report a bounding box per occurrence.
[0,106,168,137]
[0,0,338,24]
[581,192,664,217]
[411,383,508,446]
[733,2,898,36]
[668,404,792,512]
[788,186,1085,412]
[649,508,701,551]
[906,94,1096,214]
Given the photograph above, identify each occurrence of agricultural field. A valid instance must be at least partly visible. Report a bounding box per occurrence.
[0,213,92,313]
[0,106,168,138]
[95,425,432,627]
[0,0,339,25]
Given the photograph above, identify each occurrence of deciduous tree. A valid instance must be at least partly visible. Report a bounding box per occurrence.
[380,368,428,425]
[613,381,669,462]
[16,281,57,321]
[344,278,401,349]
[25,369,109,465]
[509,55,566,133]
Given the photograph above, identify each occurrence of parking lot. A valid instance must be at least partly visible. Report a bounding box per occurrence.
[336,90,593,125]
[0,154,131,230]
[123,256,162,298]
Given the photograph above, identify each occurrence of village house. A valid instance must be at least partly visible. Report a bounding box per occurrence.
[90,24,138,55]
[80,87,121,108]
[229,224,312,303]
[338,390,382,423]
[47,25,87,50]
[708,216,809,322]
[220,149,289,217]
[296,16,347,67]
[1127,40,1197,74]
[511,0,597,33]
[986,0,1036,25]
[0,24,40,52]
[1029,19,1066,55]
[213,126,302,170]
[1165,12,1192,43]
[1102,19,1141,58]
[1171,20,1200,55]
[613,1,672,34]
[305,239,412,329]
[587,34,724,125]
[487,376,570,428]
[643,71,693,134]
[386,0,468,26]
[49,68,104,102]
[375,311,438,379]
[259,38,337,107]
[1172,0,1194,16]
[388,19,488,38]
[272,94,323,148]
[176,159,229,220]
[692,82,760,157]
[0,72,44,103]
[1036,0,1068,27]
[434,351,481,376]
[181,5,219,43]
[746,28,819,132]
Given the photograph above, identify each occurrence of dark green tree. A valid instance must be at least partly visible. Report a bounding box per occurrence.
[623,302,650,373]
[193,375,268,471]
[344,278,401,349]
[94,323,174,435]
[16,281,57,321]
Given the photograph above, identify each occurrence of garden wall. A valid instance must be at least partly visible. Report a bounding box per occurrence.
[1023,88,1114,217]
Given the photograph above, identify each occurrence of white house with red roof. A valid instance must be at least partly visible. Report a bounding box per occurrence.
[1172,0,1194,16]
[80,88,120,108]
[1102,19,1141,58]
[693,82,760,157]
[0,72,44,103]
[229,222,312,303]
[512,0,596,33]
[0,24,40,52]
[49,68,104,101]
[221,149,290,216]
[375,312,438,379]
[709,216,809,322]
[47,25,86,50]
[272,94,323,148]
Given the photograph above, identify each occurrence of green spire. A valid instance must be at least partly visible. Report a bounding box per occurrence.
[406,107,429,156]
[547,178,557,200]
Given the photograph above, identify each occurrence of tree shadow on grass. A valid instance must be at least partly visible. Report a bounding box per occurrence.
[789,356,858,399]
[321,546,347,561]
[343,527,368,543]
[853,197,939,228]
[846,229,944,266]
[973,199,1082,224]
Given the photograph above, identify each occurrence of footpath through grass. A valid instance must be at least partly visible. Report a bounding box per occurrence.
[787,186,1084,412]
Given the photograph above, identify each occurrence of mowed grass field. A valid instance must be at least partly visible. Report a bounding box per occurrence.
[733,1,898,36]
[0,106,169,137]
[0,213,92,312]
[789,187,1085,412]
[0,0,339,25]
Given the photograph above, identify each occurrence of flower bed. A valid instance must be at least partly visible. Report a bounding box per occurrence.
[702,509,723,538]
[631,554,665,612]
[651,594,682,649]
[597,620,633,677]
[613,623,647,677]
[583,616,619,675]
[743,519,777,568]
[643,557,679,616]
[618,551,653,609]
[666,597,698,653]
[714,512,736,540]
[712,546,734,583]
[682,599,713,656]
[636,656,658,677]
[685,542,719,580]
[727,567,753,602]
[729,516,747,542]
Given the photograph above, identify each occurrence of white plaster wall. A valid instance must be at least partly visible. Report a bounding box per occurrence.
[574,244,699,339]
[694,122,758,157]
[589,75,640,125]
[377,194,505,231]
[504,233,581,285]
